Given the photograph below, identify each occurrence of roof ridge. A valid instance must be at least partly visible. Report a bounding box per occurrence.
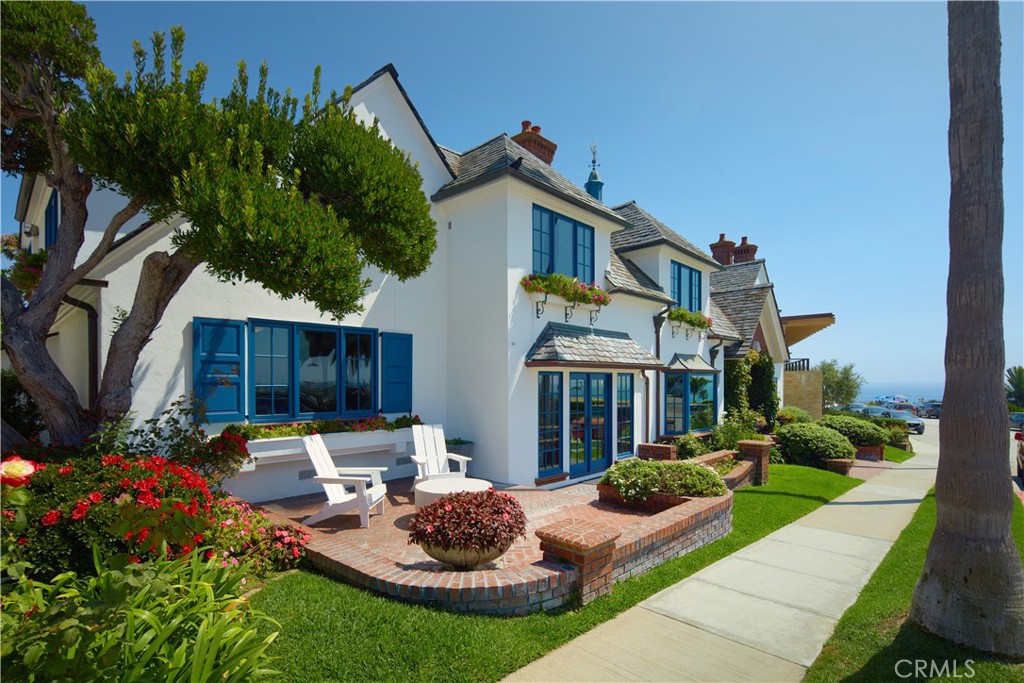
[454,132,509,157]
[711,283,774,294]
[611,200,638,210]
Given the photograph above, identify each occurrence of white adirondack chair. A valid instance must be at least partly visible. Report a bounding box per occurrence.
[411,424,472,484]
[301,435,388,528]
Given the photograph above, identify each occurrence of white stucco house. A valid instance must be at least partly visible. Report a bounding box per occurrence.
[11,64,765,500]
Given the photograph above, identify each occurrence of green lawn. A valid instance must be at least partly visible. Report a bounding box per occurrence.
[805,492,1024,683]
[250,465,861,683]
[884,445,915,463]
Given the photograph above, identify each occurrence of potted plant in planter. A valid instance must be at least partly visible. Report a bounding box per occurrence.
[818,415,890,461]
[407,489,527,569]
[775,422,856,475]
[444,437,474,458]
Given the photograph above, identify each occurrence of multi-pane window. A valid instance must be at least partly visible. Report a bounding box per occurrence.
[617,374,633,456]
[252,323,292,419]
[670,261,702,312]
[297,328,338,414]
[532,205,595,284]
[538,373,562,476]
[688,373,716,431]
[664,372,717,435]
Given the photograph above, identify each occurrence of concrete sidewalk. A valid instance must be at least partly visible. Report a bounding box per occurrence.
[506,437,939,683]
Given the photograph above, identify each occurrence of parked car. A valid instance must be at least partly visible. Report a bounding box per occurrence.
[883,409,925,434]
[1010,412,1024,431]
[1016,432,1023,481]
[841,402,868,413]
[921,402,942,419]
[861,406,888,418]
[885,401,918,415]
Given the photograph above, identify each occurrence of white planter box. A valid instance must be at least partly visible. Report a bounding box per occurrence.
[223,428,416,502]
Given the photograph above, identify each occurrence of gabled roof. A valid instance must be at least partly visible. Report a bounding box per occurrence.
[438,145,462,177]
[606,252,675,304]
[710,284,773,356]
[431,135,627,226]
[610,202,720,268]
[706,299,741,341]
[526,322,663,369]
[709,259,764,292]
[348,64,455,179]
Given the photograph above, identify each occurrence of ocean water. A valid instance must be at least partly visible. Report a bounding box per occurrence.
[857,382,945,403]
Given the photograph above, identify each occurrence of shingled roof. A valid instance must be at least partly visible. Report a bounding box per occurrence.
[710,285,773,356]
[432,135,626,226]
[709,259,764,292]
[606,252,675,304]
[706,299,741,341]
[610,202,720,268]
[526,323,663,369]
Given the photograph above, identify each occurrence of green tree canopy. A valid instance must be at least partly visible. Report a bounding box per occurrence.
[814,359,865,408]
[1,1,437,443]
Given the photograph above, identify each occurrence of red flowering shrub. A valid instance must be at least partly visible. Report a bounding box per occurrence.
[208,499,310,576]
[3,454,215,580]
[407,489,527,552]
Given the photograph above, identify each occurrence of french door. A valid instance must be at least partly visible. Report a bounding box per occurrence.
[569,373,612,477]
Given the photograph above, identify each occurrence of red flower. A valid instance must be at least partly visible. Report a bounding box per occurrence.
[136,527,150,542]
[59,466,73,475]
[88,491,103,504]
[292,546,301,558]
[17,536,27,545]
[71,502,90,521]
[128,555,142,564]
[101,454,124,467]
[41,509,61,526]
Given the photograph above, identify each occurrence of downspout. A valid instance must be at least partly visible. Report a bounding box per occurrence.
[642,372,650,446]
[61,295,99,409]
[653,305,672,441]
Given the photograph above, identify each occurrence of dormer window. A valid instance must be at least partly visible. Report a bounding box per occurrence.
[670,260,701,312]
[532,205,594,284]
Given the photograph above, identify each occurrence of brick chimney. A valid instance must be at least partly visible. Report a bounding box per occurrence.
[511,120,557,165]
[732,236,759,263]
[709,233,736,265]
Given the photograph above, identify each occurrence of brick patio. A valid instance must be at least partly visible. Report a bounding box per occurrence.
[258,477,732,615]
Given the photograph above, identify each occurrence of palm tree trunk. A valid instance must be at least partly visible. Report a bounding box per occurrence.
[908,1,1024,659]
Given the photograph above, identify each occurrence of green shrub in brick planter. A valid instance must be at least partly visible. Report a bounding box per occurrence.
[818,414,890,461]
[776,422,856,473]
[597,458,727,512]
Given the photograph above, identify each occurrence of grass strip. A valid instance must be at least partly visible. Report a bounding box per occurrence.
[805,492,1024,682]
[250,465,860,683]
[883,445,915,463]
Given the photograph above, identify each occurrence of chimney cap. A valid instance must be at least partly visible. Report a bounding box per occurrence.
[521,120,532,132]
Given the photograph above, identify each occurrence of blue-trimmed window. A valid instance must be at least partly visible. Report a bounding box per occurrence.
[617,374,633,456]
[245,320,378,423]
[44,191,59,248]
[532,205,595,284]
[670,261,702,312]
[664,372,717,435]
[538,372,563,476]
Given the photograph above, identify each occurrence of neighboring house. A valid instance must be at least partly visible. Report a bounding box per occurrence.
[9,64,751,498]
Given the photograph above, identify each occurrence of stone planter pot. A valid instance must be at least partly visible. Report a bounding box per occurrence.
[446,441,474,458]
[596,484,689,513]
[824,458,856,476]
[418,541,510,569]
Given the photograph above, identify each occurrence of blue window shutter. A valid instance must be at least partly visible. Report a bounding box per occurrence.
[380,333,413,413]
[193,318,245,422]
[670,261,681,306]
[44,192,59,249]
[690,268,702,312]
[576,224,594,283]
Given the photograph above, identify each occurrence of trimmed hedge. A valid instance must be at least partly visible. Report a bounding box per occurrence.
[776,422,855,467]
[818,415,890,447]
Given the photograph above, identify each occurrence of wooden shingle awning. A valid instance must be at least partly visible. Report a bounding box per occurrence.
[780,313,836,346]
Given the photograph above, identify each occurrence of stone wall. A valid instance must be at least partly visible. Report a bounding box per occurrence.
[784,369,824,419]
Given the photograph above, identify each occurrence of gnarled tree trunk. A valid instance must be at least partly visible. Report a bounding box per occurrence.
[909,0,1024,659]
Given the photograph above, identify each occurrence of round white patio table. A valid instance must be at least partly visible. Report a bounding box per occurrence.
[414,477,492,511]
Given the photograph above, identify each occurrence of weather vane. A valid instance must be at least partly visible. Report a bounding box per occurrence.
[589,142,600,172]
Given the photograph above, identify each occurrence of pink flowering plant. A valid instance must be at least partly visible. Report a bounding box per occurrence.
[520,273,612,308]
[223,413,422,440]
[407,489,527,553]
[666,307,713,330]
[208,498,310,576]
[1,234,47,300]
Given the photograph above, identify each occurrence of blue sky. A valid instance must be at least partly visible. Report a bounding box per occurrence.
[3,1,1022,388]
